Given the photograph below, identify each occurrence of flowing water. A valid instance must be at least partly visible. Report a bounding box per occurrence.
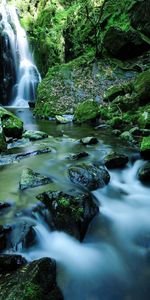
[0,108,149,300]
[0,0,41,107]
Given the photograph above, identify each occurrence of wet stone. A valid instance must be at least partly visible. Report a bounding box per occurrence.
[19,168,52,190]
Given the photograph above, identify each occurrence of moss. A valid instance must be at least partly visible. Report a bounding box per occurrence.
[140,137,150,152]
[23,283,42,300]
[134,69,150,105]
[74,99,100,123]
[58,197,70,207]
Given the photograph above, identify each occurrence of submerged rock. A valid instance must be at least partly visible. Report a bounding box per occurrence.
[74,100,100,124]
[68,163,110,190]
[138,162,150,184]
[80,136,98,145]
[104,152,129,169]
[19,168,52,190]
[22,130,48,141]
[0,257,63,300]
[67,151,89,160]
[140,137,150,160]
[37,190,99,240]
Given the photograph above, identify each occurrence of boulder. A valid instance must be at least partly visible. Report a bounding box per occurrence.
[120,131,134,143]
[22,130,48,141]
[140,137,150,160]
[138,162,150,184]
[104,152,129,169]
[37,191,99,240]
[74,100,100,123]
[134,69,150,105]
[80,137,98,145]
[103,83,131,102]
[0,122,6,153]
[68,163,110,190]
[130,0,150,38]
[0,254,27,273]
[19,168,52,190]
[104,27,150,59]
[0,107,23,138]
[0,257,63,300]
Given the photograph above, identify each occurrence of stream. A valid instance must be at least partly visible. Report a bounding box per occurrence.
[0,108,150,300]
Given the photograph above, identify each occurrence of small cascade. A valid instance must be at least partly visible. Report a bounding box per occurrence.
[0,0,41,107]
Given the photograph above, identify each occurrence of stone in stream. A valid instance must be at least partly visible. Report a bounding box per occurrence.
[22,130,48,141]
[0,257,63,300]
[19,168,52,190]
[36,191,99,241]
[104,152,129,169]
[138,162,150,184]
[67,151,89,160]
[55,115,71,124]
[80,136,99,145]
[74,100,100,124]
[140,137,150,160]
[68,163,110,191]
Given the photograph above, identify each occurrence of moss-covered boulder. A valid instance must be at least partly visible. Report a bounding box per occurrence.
[37,190,99,241]
[129,0,150,38]
[134,69,150,105]
[0,257,63,300]
[104,152,129,169]
[68,163,110,191]
[0,122,7,153]
[104,27,150,59]
[19,168,52,190]
[103,83,132,102]
[138,162,150,184]
[140,136,150,160]
[22,130,48,141]
[74,100,100,124]
[0,107,23,138]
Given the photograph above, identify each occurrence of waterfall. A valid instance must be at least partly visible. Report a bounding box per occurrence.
[0,0,41,107]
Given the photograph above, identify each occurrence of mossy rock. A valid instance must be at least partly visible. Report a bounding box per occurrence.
[74,100,100,124]
[0,123,7,153]
[36,190,99,241]
[138,162,150,184]
[104,151,129,169]
[134,69,150,105]
[0,107,23,138]
[103,83,132,102]
[140,136,150,159]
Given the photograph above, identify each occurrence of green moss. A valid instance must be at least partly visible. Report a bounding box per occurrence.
[23,283,42,300]
[74,99,100,123]
[134,69,150,105]
[140,137,150,152]
[58,197,70,207]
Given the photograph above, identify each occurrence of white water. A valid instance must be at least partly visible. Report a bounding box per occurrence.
[0,0,41,107]
[18,159,150,299]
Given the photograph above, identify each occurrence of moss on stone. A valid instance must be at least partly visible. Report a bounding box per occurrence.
[140,137,150,152]
[74,100,100,123]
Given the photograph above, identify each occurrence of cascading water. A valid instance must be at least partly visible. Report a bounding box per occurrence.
[0,0,41,107]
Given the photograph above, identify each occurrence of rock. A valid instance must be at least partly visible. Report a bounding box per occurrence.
[19,168,52,190]
[0,107,23,138]
[15,147,52,161]
[0,122,7,153]
[0,257,63,300]
[0,254,27,273]
[104,152,129,169]
[68,163,110,190]
[80,136,98,145]
[8,219,37,251]
[120,131,134,143]
[129,127,150,137]
[22,130,48,141]
[0,225,11,251]
[134,69,150,105]
[103,83,131,102]
[140,137,150,160]
[104,27,150,59]
[28,101,35,108]
[108,117,123,129]
[37,191,99,240]
[130,0,150,38]
[138,162,150,184]
[67,152,89,160]
[55,115,71,124]
[74,100,100,123]
[0,202,11,212]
